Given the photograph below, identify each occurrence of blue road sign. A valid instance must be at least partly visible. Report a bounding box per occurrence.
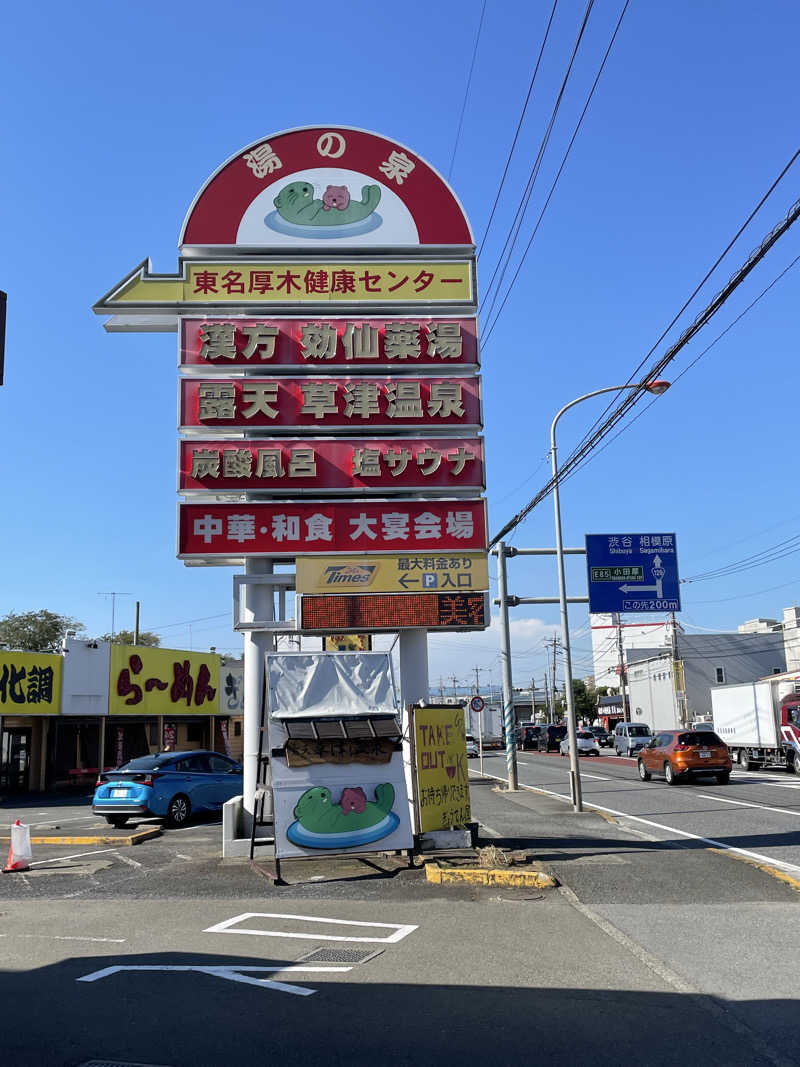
[585,533,680,614]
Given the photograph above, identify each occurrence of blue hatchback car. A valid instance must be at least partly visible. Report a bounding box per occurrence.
[92,750,243,828]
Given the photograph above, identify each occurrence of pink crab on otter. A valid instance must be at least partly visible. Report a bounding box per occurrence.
[322,184,351,211]
[340,787,367,814]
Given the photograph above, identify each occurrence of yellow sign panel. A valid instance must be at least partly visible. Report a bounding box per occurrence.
[99,259,474,309]
[0,651,62,715]
[109,646,220,716]
[323,634,372,651]
[413,704,471,832]
[297,553,489,595]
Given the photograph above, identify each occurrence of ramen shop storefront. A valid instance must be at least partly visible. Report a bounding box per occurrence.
[109,645,223,758]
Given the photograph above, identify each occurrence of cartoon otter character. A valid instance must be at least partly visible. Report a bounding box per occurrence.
[322,185,351,212]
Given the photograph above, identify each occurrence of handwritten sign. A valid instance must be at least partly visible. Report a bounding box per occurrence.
[413,704,471,832]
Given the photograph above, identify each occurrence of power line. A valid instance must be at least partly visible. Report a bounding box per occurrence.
[476,0,560,259]
[481,0,631,348]
[566,144,800,459]
[489,186,800,547]
[480,0,596,323]
[572,251,800,475]
[447,0,488,181]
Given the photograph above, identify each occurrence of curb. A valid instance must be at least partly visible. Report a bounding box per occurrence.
[0,827,162,848]
[425,862,557,888]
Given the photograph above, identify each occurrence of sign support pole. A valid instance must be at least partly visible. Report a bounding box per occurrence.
[242,557,274,834]
[399,629,429,708]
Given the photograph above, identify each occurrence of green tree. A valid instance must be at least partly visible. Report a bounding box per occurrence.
[101,629,161,647]
[0,609,85,653]
[572,678,596,717]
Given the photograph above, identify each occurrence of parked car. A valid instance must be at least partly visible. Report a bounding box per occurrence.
[465,734,479,758]
[637,730,731,785]
[92,750,243,827]
[560,730,600,757]
[588,726,613,748]
[537,725,568,752]
[613,722,653,757]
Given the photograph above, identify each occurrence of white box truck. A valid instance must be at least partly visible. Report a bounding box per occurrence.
[464,704,503,748]
[710,676,800,772]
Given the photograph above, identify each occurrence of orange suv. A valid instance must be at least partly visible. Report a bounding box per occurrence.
[637,729,731,786]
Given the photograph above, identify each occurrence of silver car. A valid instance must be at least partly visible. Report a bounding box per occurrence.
[613,722,653,757]
[465,734,479,758]
[560,730,600,757]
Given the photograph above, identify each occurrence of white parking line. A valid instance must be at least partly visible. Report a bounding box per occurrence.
[77,963,351,997]
[0,934,126,943]
[28,848,118,867]
[475,770,800,876]
[694,794,800,817]
[204,912,418,944]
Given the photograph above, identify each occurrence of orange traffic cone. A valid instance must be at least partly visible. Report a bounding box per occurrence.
[3,820,32,873]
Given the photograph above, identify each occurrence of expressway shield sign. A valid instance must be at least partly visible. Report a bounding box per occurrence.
[585,533,680,614]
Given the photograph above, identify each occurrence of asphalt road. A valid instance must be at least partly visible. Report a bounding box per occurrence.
[476,749,800,876]
[1,776,799,1066]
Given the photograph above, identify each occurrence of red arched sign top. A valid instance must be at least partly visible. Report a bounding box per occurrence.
[180,126,473,249]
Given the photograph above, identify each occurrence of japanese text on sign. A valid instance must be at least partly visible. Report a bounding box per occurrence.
[296,553,490,594]
[180,318,477,367]
[109,646,220,715]
[179,500,487,558]
[181,438,483,492]
[185,262,472,302]
[180,377,481,431]
[299,593,488,633]
[0,651,62,714]
[413,705,472,832]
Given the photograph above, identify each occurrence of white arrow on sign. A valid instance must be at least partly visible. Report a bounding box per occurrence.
[618,555,664,598]
[77,963,351,997]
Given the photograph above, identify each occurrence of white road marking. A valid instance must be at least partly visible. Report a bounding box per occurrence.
[694,793,800,817]
[113,851,142,868]
[580,772,612,781]
[0,934,126,943]
[76,963,350,997]
[475,770,800,876]
[28,848,118,867]
[204,912,418,944]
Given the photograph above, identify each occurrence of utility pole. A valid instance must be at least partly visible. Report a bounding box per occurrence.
[530,677,536,722]
[450,674,460,701]
[436,676,445,701]
[670,612,687,726]
[615,613,629,722]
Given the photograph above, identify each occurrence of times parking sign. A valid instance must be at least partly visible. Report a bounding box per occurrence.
[585,533,680,614]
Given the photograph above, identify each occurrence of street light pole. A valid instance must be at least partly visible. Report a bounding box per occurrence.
[551,380,670,813]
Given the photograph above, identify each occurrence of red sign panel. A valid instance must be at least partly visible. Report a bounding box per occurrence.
[179,376,482,432]
[178,500,487,558]
[180,437,484,493]
[180,318,478,369]
[180,126,472,247]
[299,592,488,632]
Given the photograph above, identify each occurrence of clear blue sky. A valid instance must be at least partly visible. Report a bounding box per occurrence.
[2,1,799,693]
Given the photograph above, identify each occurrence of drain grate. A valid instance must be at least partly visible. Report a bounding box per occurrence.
[295,946,383,965]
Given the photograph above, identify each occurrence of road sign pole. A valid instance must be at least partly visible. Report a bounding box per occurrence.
[496,542,518,791]
[550,426,582,813]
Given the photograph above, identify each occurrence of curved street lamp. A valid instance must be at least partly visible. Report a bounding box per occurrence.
[552,380,671,812]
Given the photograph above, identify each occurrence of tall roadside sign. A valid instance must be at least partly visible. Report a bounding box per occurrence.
[94,126,487,839]
[585,533,680,613]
